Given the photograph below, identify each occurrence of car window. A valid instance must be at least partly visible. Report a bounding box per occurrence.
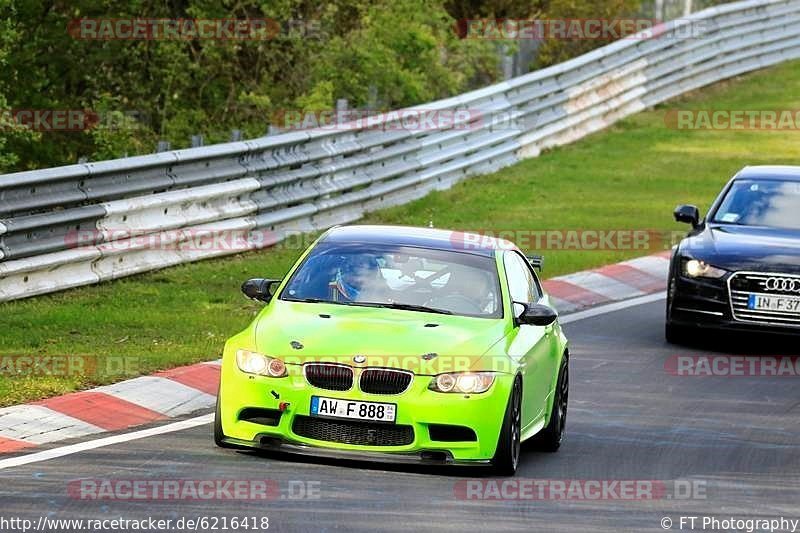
[504,251,539,303]
[280,244,503,318]
[711,178,800,229]
[529,266,543,300]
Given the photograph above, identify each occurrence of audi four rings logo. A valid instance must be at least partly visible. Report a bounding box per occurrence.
[763,277,800,293]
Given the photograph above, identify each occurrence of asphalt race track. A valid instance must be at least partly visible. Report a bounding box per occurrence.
[3,298,800,533]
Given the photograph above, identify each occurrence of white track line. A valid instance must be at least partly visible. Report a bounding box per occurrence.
[0,414,212,470]
[560,291,666,324]
[0,291,667,470]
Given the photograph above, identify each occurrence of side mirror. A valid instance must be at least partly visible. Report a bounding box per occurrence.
[516,303,558,327]
[241,278,281,302]
[674,204,701,227]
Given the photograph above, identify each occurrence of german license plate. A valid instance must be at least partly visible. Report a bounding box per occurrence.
[310,396,396,423]
[748,293,800,312]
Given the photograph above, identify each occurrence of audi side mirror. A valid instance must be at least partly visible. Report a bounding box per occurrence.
[674,204,701,227]
[241,278,281,302]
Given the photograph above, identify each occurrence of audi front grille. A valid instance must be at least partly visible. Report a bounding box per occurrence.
[304,363,354,391]
[359,368,413,395]
[728,272,800,327]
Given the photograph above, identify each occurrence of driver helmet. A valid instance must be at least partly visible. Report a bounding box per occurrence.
[329,253,380,301]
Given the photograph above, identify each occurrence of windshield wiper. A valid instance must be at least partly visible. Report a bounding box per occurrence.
[367,302,453,315]
[289,298,355,306]
[286,298,452,315]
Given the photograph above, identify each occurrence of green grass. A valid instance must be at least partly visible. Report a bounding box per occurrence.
[2,60,799,406]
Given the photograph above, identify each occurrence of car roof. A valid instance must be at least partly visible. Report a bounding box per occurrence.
[319,225,519,257]
[734,165,800,181]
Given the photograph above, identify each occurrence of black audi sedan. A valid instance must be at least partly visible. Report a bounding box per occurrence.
[666,165,800,343]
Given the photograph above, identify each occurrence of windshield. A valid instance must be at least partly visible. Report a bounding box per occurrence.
[711,179,800,230]
[280,244,502,318]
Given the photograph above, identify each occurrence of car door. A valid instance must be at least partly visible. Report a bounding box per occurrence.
[503,251,559,432]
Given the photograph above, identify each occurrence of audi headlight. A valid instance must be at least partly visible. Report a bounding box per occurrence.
[682,258,727,279]
[429,372,496,394]
[235,349,287,377]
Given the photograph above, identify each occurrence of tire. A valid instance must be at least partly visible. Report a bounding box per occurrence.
[491,377,522,476]
[533,354,568,452]
[665,321,689,345]
[665,287,691,345]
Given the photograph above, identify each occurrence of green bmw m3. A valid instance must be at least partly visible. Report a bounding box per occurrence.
[214,225,569,475]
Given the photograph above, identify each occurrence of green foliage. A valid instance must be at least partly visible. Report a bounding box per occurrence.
[535,0,643,68]
[1,0,501,169]
[303,0,499,110]
[444,0,543,19]
[0,0,646,170]
[0,1,38,171]
[294,81,335,114]
[87,94,156,160]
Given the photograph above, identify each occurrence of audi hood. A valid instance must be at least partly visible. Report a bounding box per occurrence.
[679,224,800,273]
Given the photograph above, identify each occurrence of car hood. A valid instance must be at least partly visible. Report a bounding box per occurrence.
[681,224,800,272]
[253,301,509,375]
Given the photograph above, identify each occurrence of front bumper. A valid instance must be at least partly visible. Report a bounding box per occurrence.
[218,356,514,462]
[668,273,800,336]
[222,436,492,466]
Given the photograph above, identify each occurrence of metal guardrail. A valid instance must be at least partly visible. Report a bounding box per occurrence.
[1,0,799,301]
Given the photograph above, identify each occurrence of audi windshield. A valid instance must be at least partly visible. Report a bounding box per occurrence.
[711,178,800,230]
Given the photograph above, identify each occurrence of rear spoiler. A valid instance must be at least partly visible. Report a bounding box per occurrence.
[526,255,544,271]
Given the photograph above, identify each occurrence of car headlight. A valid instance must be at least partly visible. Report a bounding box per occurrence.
[235,349,287,377]
[682,258,727,279]
[429,372,496,394]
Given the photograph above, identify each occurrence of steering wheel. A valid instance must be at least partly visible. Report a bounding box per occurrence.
[411,268,452,289]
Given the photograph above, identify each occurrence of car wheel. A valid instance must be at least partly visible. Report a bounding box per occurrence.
[534,354,568,452]
[665,321,690,345]
[492,377,522,476]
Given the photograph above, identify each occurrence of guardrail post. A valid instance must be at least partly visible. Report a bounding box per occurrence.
[191,135,204,147]
[156,141,171,153]
[336,98,349,122]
